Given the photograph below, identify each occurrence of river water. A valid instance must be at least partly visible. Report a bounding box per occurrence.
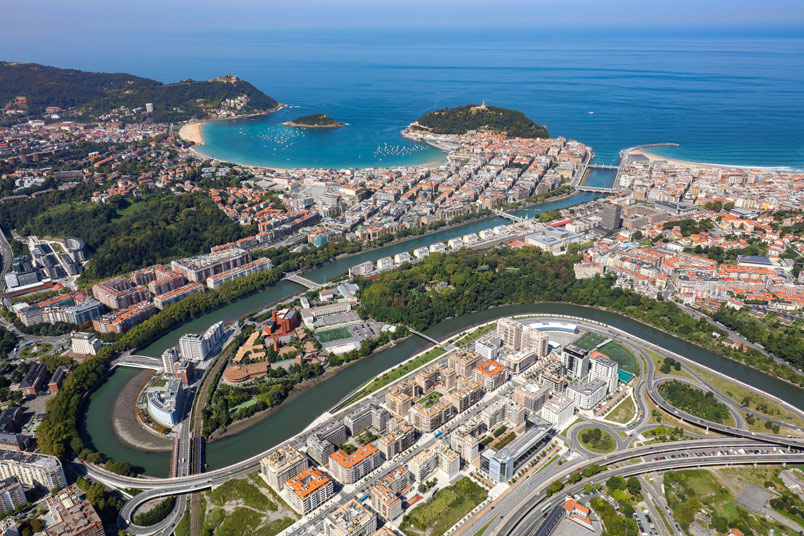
[81,189,804,476]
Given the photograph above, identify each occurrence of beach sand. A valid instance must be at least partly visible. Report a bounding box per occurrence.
[178,121,206,145]
[629,148,788,172]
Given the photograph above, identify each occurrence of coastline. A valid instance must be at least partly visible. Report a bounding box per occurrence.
[632,148,803,172]
[178,104,286,148]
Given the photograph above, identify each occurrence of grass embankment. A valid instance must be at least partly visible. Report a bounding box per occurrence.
[578,427,616,453]
[451,323,496,347]
[344,346,446,406]
[199,475,296,536]
[606,396,637,424]
[401,477,488,536]
[658,380,735,427]
[647,350,694,380]
[689,365,804,432]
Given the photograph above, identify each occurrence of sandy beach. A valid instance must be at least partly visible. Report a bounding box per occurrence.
[629,148,792,172]
[178,121,206,146]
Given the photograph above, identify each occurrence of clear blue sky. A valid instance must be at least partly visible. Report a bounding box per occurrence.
[2,0,803,33]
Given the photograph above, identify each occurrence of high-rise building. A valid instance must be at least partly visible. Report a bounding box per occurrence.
[600,204,622,230]
[0,450,66,490]
[0,477,24,513]
[283,466,334,515]
[71,332,101,356]
[523,328,549,357]
[260,446,309,492]
[324,499,377,536]
[328,444,382,485]
[513,383,551,414]
[589,352,619,393]
[540,394,576,427]
[161,348,178,374]
[497,318,523,350]
[472,360,509,391]
[561,345,590,380]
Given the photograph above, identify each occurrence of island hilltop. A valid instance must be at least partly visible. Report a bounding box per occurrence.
[409,101,549,138]
[282,112,344,128]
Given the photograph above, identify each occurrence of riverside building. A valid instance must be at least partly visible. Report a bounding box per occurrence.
[328,444,382,485]
[0,449,66,490]
[261,446,308,492]
[283,466,334,515]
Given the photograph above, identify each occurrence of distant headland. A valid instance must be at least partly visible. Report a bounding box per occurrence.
[409,102,549,139]
[282,113,344,129]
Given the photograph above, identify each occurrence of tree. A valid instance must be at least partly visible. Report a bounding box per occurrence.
[626,476,641,495]
[606,475,626,491]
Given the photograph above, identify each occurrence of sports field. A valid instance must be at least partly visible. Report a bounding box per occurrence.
[315,327,352,342]
[574,331,607,351]
[598,341,638,374]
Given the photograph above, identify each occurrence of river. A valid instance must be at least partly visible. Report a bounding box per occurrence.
[83,185,804,476]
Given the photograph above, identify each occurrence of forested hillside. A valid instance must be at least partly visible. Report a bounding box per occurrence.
[0,62,278,121]
[412,104,549,138]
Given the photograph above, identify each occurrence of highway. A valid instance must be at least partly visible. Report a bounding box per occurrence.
[498,452,804,536]
[93,314,804,535]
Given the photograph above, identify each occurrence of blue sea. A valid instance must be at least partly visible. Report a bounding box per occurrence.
[5,29,804,168]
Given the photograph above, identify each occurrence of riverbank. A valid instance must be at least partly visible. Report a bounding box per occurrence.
[112,368,173,452]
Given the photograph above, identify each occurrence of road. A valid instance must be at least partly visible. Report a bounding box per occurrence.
[95,314,804,535]
[498,452,804,536]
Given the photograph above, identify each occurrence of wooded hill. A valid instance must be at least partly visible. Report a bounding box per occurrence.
[411,104,549,138]
[0,61,278,122]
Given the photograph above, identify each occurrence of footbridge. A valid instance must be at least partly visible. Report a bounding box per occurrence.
[114,355,163,371]
[408,328,453,350]
[283,272,322,291]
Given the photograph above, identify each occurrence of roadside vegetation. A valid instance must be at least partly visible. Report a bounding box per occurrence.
[657,380,732,425]
[400,477,488,536]
[606,396,636,424]
[200,475,296,536]
[579,427,616,453]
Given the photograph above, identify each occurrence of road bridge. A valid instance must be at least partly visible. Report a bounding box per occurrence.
[574,185,614,193]
[283,272,322,290]
[491,210,526,223]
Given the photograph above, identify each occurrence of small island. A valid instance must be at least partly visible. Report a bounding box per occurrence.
[410,102,549,138]
[282,113,344,128]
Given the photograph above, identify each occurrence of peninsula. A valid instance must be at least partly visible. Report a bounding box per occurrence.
[409,101,550,138]
[282,113,344,128]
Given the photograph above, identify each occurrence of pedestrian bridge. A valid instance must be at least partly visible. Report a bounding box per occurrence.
[115,355,163,371]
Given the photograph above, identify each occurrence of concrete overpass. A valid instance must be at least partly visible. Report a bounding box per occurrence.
[283,272,322,291]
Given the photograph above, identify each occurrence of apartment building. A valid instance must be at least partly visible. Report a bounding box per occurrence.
[260,445,308,492]
[408,443,460,482]
[171,248,251,283]
[448,377,484,413]
[0,450,66,490]
[283,466,334,515]
[371,466,411,520]
[540,394,576,427]
[328,444,382,485]
[449,349,482,378]
[206,257,273,290]
[472,360,508,391]
[407,399,455,434]
[45,486,104,536]
[513,383,551,414]
[589,352,619,393]
[377,418,416,459]
[0,477,24,513]
[92,276,148,309]
[497,317,523,350]
[386,381,415,418]
[324,498,377,536]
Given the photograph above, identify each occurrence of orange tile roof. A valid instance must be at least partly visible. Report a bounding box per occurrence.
[474,360,506,377]
[285,467,330,499]
[330,444,379,469]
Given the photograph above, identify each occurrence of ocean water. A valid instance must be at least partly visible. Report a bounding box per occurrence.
[5,29,803,168]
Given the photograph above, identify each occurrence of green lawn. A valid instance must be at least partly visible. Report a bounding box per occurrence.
[452,323,497,347]
[401,477,488,536]
[315,327,352,342]
[20,343,52,359]
[606,396,636,424]
[598,341,638,374]
[343,346,446,407]
[574,331,607,351]
[578,427,616,453]
[418,391,443,408]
